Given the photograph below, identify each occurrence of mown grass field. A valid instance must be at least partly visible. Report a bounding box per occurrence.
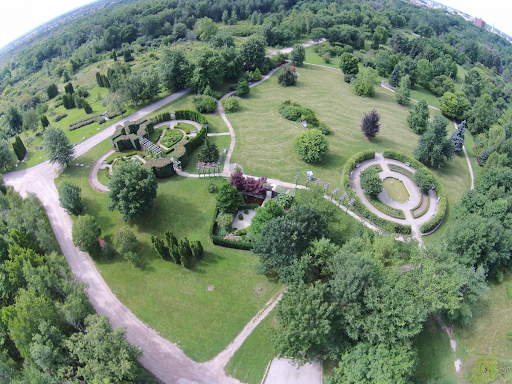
[228,64,471,235]
[56,139,281,362]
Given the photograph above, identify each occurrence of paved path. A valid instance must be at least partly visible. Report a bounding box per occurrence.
[89,149,114,193]
[263,358,322,384]
[4,41,327,384]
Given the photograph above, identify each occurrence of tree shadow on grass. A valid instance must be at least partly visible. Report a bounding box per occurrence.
[193,250,225,274]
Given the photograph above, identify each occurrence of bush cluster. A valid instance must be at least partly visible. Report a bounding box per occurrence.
[193,94,217,113]
[53,112,68,122]
[69,114,104,131]
[278,100,330,134]
[221,97,239,113]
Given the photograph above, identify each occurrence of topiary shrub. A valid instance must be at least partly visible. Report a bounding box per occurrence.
[360,167,382,196]
[221,97,239,113]
[207,182,218,194]
[235,79,250,97]
[414,168,435,193]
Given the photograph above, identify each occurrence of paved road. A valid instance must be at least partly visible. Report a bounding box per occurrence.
[4,41,327,384]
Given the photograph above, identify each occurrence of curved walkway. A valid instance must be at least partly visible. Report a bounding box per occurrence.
[3,41,325,384]
[349,153,439,242]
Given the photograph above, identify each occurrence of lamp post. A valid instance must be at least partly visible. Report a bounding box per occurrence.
[306,174,312,189]
[323,182,330,195]
[331,187,339,201]
[347,198,355,213]
[315,179,320,187]
[295,172,301,188]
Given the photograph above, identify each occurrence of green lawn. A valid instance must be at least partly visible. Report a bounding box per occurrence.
[228,64,471,234]
[413,317,460,384]
[56,140,281,362]
[183,135,231,174]
[225,309,278,384]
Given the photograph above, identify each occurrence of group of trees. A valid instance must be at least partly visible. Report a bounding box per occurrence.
[252,187,489,383]
[151,231,203,268]
[0,189,144,382]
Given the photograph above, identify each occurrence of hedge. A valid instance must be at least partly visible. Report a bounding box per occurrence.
[209,207,254,251]
[145,158,175,178]
[151,112,171,124]
[106,151,139,164]
[410,193,424,212]
[342,150,412,235]
[382,150,447,234]
[184,126,206,153]
[175,109,208,125]
[111,120,154,151]
[366,194,405,219]
[69,114,104,131]
[53,113,68,122]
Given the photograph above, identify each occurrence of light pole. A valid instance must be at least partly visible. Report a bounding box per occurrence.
[331,187,339,201]
[295,172,301,188]
[306,174,312,189]
[323,182,330,195]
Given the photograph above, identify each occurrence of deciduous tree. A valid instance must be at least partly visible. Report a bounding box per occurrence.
[43,126,74,167]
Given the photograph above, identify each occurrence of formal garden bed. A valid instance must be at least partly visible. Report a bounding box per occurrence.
[382,150,446,234]
[342,150,412,235]
[366,193,406,219]
[411,193,430,219]
[161,129,184,148]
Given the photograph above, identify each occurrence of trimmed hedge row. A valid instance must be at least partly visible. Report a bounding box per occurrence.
[209,207,253,251]
[106,151,139,164]
[145,158,175,178]
[175,109,208,125]
[410,193,424,212]
[366,194,405,219]
[387,163,415,179]
[342,150,412,235]
[111,120,155,151]
[151,112,171,124]
[382,150,447,234]
[69,114,104,131]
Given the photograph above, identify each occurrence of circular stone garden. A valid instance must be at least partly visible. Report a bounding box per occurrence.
[343,150,447,237]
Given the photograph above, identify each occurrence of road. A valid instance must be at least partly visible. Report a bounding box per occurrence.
[4,41,326,384]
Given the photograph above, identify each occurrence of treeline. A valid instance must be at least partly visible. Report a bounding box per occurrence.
[0,188,148,382]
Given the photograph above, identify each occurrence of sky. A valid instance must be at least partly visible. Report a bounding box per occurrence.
[0,0,511,50]
[436,0,512,36]
[0,0,97,49]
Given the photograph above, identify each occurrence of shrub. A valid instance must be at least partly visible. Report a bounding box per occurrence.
[59,182,83,216]
[294,129,329,163]
[278,100,319,126]
[360,167,382,196]
[217,213,234,231]
[69,114,104,131]
[311,123,330,135]
[216,183,243,213]
[53,113,68,122]
[221,97,239,113]
[414,168,435,193]
[252,68,262,81]
[238,214,244,220]
[193,95,217,113]
[125,251,143,268]
[278,66,297,86]
[207,182,218,194]
[276,193,293,209]
[243,209,249,214]
[236,79,250,97]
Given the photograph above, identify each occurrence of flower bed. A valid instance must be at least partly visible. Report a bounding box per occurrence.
[411,193,430,219]
[342,150,412,235]
[382,150,446,234]
[387,163,415,179]
[209,206,256,251]
[161,129,183,148]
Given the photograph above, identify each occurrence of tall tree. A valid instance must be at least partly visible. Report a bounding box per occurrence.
[467,94,496,134]
[240,35,266,71]
[361,109,380,140]
[407,99,430,134]
[72,214,101,253]
[290,44,306,66]
[59,182,83,216]
[388,64,400,88]
[4,106,23,137]
[352,67,378,97]
[294,129,329,163]
[188,46,225,93]
[215,183,243,214]
[159,49,190,90]
[0,139,14,171]
[108,162,158,221]
[414,116,454,168]
[194,17,218,41]
[43,127,74,167]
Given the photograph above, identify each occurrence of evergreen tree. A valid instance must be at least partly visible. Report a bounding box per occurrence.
[395,75,411,105]
[40,115,50,129]
[46,83,58,99]
[179,238,192,268]
[112,49,117,61]
[222,10,229,24]
[96,72,104,87]
[389,64,401,88]
[450,120,466,154]
[64,82,74,94]
[123,49,134,62]
[190,240,204,260]
[151,235,166,260]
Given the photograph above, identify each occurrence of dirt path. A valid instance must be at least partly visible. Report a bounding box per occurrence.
[453,121,475,190]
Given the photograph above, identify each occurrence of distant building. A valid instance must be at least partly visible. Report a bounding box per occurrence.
[474,17,486,28]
